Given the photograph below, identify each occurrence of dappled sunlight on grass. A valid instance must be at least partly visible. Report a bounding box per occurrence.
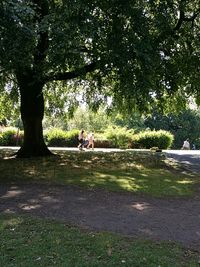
[0,150,199,197]
[78,172,142,192]
[0,217,23,231]
[176,180,194,184]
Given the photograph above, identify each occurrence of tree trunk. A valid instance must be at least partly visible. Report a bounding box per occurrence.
[16,75,53,158]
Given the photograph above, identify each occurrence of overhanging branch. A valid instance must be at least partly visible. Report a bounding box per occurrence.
[173,8,200,32]
[45,62,98,83]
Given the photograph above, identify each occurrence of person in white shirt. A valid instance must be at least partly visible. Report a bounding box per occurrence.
[182,139,190,150]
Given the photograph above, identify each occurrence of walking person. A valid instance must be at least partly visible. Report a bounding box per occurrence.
[78,129,85,150]
[87,132,95,150]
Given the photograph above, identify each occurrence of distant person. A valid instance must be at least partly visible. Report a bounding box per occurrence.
[181,139,190,150]
[87,132,95,150]
[192,144,196,150]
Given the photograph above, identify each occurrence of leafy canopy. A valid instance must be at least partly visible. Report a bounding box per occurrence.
[0,0,200,115]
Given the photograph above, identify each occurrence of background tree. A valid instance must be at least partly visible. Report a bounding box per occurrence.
[0,0,200,157]
[144,109,200,148]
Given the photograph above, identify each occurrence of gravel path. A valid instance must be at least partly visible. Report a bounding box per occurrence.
[164,150,200,173]
[0,183,199,249]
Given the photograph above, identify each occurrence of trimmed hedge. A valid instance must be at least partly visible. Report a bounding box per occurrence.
[131,130,174,149]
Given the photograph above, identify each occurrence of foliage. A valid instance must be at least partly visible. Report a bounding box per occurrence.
[145,109,200,148]
[67,107,113,132]
[1,0,200,156]
[104,126,134,149]
[65,129,80,147]
[45,128,69,147]
[94,139,115,148]
[131,130,174,149]
[0,1,200,116]
[45,128,79,147]
[0,91,20,125]
[110,112,146,132]
[0,127,23,146]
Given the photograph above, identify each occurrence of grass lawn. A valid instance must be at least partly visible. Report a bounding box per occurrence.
[0,214,199,267]
[0,149,199,197]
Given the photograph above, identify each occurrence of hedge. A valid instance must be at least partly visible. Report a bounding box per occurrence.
[0,127,174,150]
[131,130,174,149]
[0,127,23,146]
[104,126,134,149]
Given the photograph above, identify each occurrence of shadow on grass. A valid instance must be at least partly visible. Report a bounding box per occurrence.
[0,150,199,197]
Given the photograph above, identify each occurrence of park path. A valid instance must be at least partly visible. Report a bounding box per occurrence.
[0,183,199,249]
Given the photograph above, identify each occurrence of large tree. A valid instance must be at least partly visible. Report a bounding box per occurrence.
[0,0,200,157]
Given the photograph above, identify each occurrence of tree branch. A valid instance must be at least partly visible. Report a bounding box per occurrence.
[173,8,200,32]
[173,10,184,31]
[45,62,98,82]
[33,0,49,65]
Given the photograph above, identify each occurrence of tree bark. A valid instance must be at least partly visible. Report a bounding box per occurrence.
[16,75,53,158]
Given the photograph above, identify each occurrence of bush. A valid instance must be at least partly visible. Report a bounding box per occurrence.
[94,139,115,148]
[0,127,23,146]
[65,129,80,147]
[104,126,134,149]
[46,128,68,147]
[46,128,80,147]
[131,130,174,149]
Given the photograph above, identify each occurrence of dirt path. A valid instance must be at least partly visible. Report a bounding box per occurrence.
[0,183,199,249]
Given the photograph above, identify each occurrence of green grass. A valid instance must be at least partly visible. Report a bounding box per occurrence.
[0,149,199,197]
[0,214,199,267]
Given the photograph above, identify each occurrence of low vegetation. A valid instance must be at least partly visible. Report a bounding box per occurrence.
[0,126,174,149]
[0,214,199,267]
[0,149,199,197]
[0,149,199,266]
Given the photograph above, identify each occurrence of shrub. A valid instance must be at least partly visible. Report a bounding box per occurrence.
[46,128,80,147]
[94,139,115,148]
[131,130,174,149]
[65,129,80,147]
[104,126,134,149]
[0,127,23,146]
[46,128,68,147]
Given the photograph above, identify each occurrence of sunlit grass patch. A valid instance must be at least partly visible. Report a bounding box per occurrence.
[57,168,196,197]
[0,214,199,267]
[0,149,199,197]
